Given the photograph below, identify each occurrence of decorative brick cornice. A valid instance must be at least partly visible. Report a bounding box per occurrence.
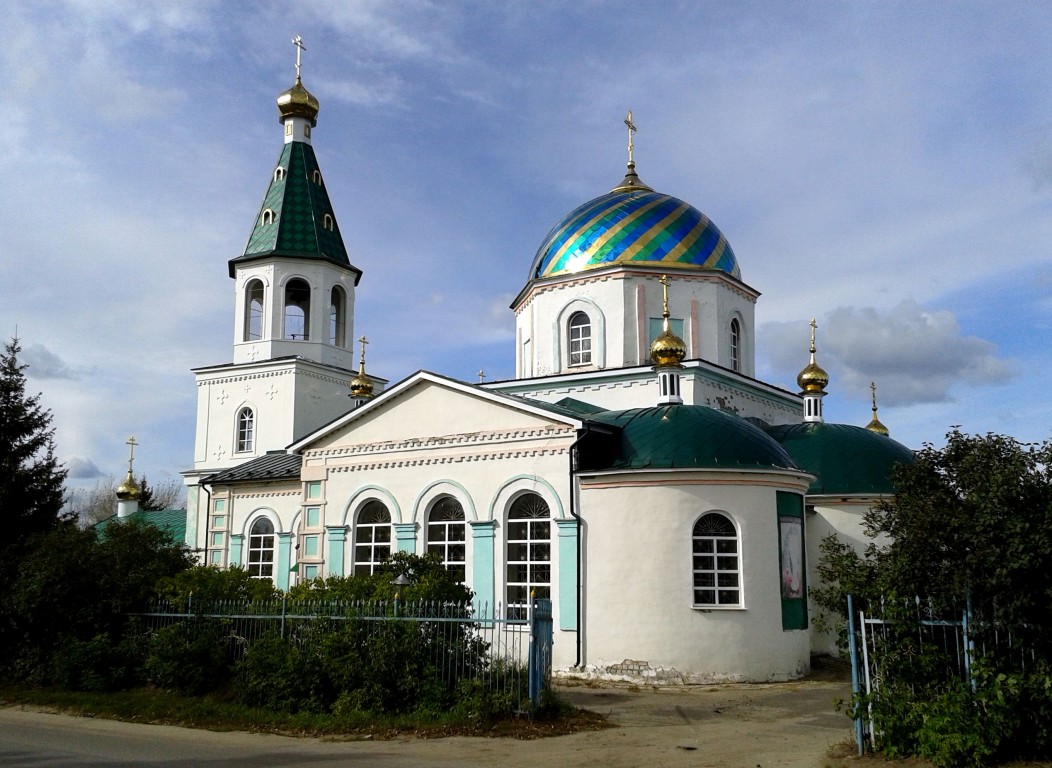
[304,425,575,461]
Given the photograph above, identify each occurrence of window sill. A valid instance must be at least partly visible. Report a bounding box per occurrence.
[692,605,746,612]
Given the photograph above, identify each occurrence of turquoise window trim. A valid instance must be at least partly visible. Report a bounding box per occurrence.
[469,520,497,619]
[394,522,418,554]
[185,486,200,548]
[555,519,578,630]
[276,532,293,591]
[326,525,348,577]
[229,533,245,566]
[412,479,477,523]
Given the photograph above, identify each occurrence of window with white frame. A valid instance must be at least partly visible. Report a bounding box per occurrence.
[427,496,466,581]
[567,311,591,366]
[244,279,265,341]
[354,500,392,576]
[236,407,254,453]
[730,318,742,372]
[247,517,275,580]
[506,493,551,620]
[692,512,741,607]
[283,278,311,340]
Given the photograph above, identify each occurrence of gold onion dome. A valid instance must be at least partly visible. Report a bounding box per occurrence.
[651,275,687,368]
[797,319,829,393]
[277,77,319,126]
[349,336,374,399]
[116,470,140,501]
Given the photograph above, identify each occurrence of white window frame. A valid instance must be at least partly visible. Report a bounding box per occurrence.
[426,496,466,582]
[692,512,742,608]
[353,500,392,576]
[568,311,592,367]
[506,493,551,621]
[236,407,254,453]
[247,517,276,581]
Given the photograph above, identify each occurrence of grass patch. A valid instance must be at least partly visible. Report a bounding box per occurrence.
[0,684,609,739]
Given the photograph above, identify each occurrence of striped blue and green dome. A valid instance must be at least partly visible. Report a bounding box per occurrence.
[529,185,740,281]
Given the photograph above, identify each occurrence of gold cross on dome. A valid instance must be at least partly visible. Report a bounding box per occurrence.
[292,35,306,80]
[126,435,138,472]
[624,110,638,165]
[809,318,817,353]
[478,369,486,383]
[358,335,368,365]
[658,274,671,316]
[871,381,878,409]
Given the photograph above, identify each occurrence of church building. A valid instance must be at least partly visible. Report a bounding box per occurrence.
[182,58,913,684]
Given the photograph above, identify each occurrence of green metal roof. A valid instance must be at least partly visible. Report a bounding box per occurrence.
[763,422,915,496]
[229,141,361,281]
[204,452,303,485]
[95,508,187,544]
[589,405,798,471]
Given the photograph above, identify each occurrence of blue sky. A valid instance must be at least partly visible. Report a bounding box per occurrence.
[3,1,1050,496]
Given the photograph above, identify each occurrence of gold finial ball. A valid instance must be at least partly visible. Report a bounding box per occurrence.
[116,473,141,501]
[349,373,374,399]
[650,329,687,368]
[797,362,829,394]
[277,78,319,126]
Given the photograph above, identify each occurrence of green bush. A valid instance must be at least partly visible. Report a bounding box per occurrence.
[145,620,233,696]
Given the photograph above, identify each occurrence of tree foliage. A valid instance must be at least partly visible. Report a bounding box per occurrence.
[816,429,1052,640]
[0,338,68,561]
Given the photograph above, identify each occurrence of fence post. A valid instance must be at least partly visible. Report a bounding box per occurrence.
[847,594,865,756]
[280,594,287,640]
[529,598,553,709]
[964,591,975,692]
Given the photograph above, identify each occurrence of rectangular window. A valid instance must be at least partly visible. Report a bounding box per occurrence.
[214,499,226,513]
[303,535,319,557]
[306,482,322,499]
[211,532,224,547]
[212,515,226,529]
[649,317,685,347]
[304,564,319,580]
[209,550,222,565]
[305,506,321,527]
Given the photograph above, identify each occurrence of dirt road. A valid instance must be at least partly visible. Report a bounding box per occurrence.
[0,675,855,767]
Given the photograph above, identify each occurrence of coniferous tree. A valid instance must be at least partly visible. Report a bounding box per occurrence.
[0,338,68,557]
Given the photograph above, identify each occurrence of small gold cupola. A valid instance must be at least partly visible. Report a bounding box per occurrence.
[797,319,828,423]
[277,36,320,130]
[115,436,141,502]
[866,381,890,436]
[652,275,686,405]
[348,335,374,402]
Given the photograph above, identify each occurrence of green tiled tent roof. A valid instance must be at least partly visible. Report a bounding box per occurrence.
[590,405,798,471]
[764,422,915,495]
[95,508,187,544]
[229,141,361,282]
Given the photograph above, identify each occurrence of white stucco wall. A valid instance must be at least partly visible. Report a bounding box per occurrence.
[575,470,813,683]
[806,499,888,657]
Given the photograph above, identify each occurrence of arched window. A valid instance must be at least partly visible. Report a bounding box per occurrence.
[506,493,550,620]
[329,286,346,347]
[730,318,742,373]
[273,167,286,181]
[244,280,265,342]
[692,512,740,607]
[247,517,275,580]
[236,407,254,453]
[261,209,275,226]
[322,213,334,231]
[427,496,466,581]
[568,311,591,366]
[283,279,311,340]
[353,500,392,576]
[312,169,322,185]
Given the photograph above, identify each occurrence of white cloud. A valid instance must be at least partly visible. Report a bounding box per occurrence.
[21,344,78,380]
[760,300,1014,407]
[64,455,104,479]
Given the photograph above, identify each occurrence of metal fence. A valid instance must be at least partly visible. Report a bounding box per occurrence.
[846,594,1036,756]
[133,597,553,709]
